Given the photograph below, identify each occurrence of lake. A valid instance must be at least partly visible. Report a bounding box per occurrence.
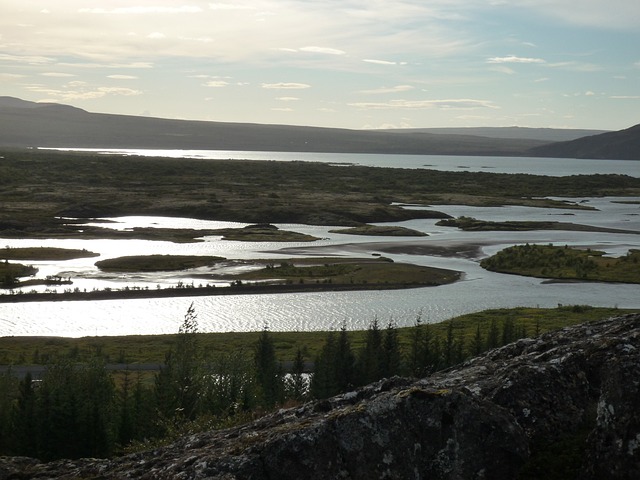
[1,150,639,337]
[42,148,640,177]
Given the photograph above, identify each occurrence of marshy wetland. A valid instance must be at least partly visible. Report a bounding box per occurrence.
[1,148,639,335]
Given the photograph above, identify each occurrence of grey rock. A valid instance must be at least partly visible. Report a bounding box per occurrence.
[1,313,638,479]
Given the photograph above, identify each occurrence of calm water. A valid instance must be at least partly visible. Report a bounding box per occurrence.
[41,148,640,177]
[2,151,639,337]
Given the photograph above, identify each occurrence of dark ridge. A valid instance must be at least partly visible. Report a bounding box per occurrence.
[529,123,640,160]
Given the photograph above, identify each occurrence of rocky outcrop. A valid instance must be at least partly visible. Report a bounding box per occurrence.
[1,313,639,479]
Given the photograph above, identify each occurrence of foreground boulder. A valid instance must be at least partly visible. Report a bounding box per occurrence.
[1,313,638,479]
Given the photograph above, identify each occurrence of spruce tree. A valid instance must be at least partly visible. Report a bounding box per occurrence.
[310,332,336,399]
[154,303,203,423]
[335,323,356,392]
[382,321,402,377]
[468,323,484,357]
[357,318,383,385]
[286,348,308,401]
[0,371,18,455]
[254,324,283,408]
[444,321,455,367]
[486,318,500,350]
[409,316,425,377]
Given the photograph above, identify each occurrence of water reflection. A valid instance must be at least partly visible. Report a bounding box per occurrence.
[1,196,639,337]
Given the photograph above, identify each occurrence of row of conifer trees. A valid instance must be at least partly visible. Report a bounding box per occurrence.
[0,305,530,460]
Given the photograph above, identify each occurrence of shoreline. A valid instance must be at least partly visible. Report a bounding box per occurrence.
[0,279,455,304]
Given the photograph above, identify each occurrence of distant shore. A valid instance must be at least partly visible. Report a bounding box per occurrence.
[0,280,453,304]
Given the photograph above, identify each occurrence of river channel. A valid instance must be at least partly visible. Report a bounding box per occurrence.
[1,152,639,337]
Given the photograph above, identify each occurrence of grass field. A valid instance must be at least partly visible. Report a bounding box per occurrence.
[0,306,633,366]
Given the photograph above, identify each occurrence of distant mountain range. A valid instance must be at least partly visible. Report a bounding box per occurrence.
[528,123,640,160]
[0,96,638,159]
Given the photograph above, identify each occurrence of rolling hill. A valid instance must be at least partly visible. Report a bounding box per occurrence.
[1,96,633,158]
[528,123,640,160]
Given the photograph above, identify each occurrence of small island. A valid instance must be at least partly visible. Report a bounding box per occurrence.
[437,216,640,235]
[480,244,640,283]
[329,225,427,237]
[1,247,100,288]
[95,255,226,272]
[0,256,461,303]
[0,246,100,260]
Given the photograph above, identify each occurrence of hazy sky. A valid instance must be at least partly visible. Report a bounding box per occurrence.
[2,1,639,130]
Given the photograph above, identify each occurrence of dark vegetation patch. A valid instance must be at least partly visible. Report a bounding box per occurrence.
[481,244,640,283]
[0,247,99,260]
[329,225,428,237]
[213,224,319,242]
[232,259,458,286]
[437,216,640,234]
[2,149,639,241]
[0,262,38,287]
[95,255,226,272]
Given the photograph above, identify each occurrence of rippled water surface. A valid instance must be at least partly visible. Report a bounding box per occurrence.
[2,152,639,336]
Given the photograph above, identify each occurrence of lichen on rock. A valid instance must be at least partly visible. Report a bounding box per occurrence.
[0,313,638,480]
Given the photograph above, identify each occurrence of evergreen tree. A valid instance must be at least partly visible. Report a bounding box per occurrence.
[286,347,308,402]
[310,332,336,399]
[254,325,283,408]
[0,371,18,455]
[203,349,255,416]
[420,324,437,375]
[173,303,202,419]
[35,360,81,459]
[444,321,455,367]
[431,335,443,372]
[117,368,135,447]
[33,358,116,460]
[381,321,402,377]
[486,318,500,350]
[335,323,356,392]
[77,358,116,458]
[468,323,484,357]
[357,318,383,385]
[502,317,516,345]
[154,303,203,422]
[12,372,37,455]
[409,316,425,377]
[309,325,356,400]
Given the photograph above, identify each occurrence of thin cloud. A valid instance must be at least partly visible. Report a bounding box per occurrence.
[208,3,256,11]
[362,59,398,65]
[107,75,138,80]
[276,97,300,101]
[0,53,55,65]
[546,61,601,72]
[487,55,546,64]
[203,80,229,87]
[299,46,346,56]
[359,85,414,94]
[489,66,516,75]
[262,83,311,89]
[58,62,154,69]
[40,72,76,77]
[348,99,498,110]
[0,73,25,81]
[79,7,203,14]
[24,84,142,101]
[271,107,293,112]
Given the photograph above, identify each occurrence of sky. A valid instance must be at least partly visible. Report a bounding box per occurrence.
[1,1,639,131]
